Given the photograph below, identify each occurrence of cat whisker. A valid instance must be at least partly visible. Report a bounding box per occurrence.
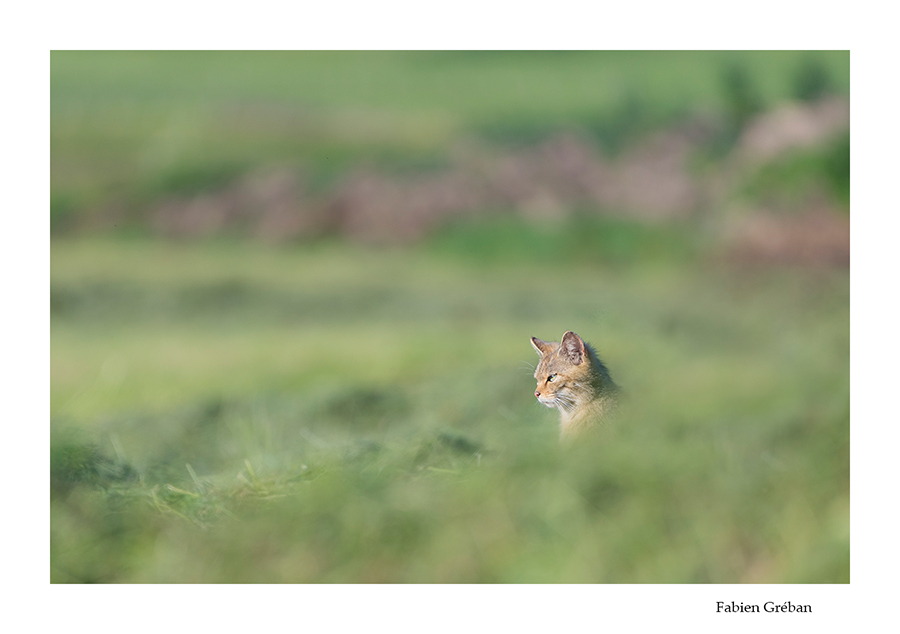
[554,393,577,412]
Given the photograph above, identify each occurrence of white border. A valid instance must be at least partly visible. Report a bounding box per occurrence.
[5,1,893,632]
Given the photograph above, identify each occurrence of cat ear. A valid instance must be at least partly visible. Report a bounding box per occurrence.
[560,331,585,365]
[531,337,551,357]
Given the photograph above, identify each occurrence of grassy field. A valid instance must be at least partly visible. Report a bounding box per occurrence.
[50,235,849,583]
[49,50,849,583]
[51,51,850,225]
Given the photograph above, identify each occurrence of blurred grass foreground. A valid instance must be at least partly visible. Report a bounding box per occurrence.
[50,51,849,583]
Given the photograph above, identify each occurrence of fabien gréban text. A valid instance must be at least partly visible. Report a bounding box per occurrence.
[717,602,812,613]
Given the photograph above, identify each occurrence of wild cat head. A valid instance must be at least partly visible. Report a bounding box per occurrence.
[530,331,593,411]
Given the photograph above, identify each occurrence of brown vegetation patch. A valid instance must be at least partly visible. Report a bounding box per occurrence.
[723,209,849,267]
[735,96,849,165]
[142,97,849,258]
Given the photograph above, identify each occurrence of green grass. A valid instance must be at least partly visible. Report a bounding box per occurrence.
[50,236,849,583]
[51,51,849,218]
[430,215,702,265]
[738,133,851,210]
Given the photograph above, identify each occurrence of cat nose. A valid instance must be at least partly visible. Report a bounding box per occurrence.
[535,390,541,398]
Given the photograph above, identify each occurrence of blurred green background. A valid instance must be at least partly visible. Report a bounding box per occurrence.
[50,51,849,583]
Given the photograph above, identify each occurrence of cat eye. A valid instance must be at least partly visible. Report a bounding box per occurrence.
[547,373,558,382]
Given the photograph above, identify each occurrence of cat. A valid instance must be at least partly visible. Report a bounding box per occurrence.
[530,331,618,439]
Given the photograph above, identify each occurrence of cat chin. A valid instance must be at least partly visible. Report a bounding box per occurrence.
[537,399,556,409]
